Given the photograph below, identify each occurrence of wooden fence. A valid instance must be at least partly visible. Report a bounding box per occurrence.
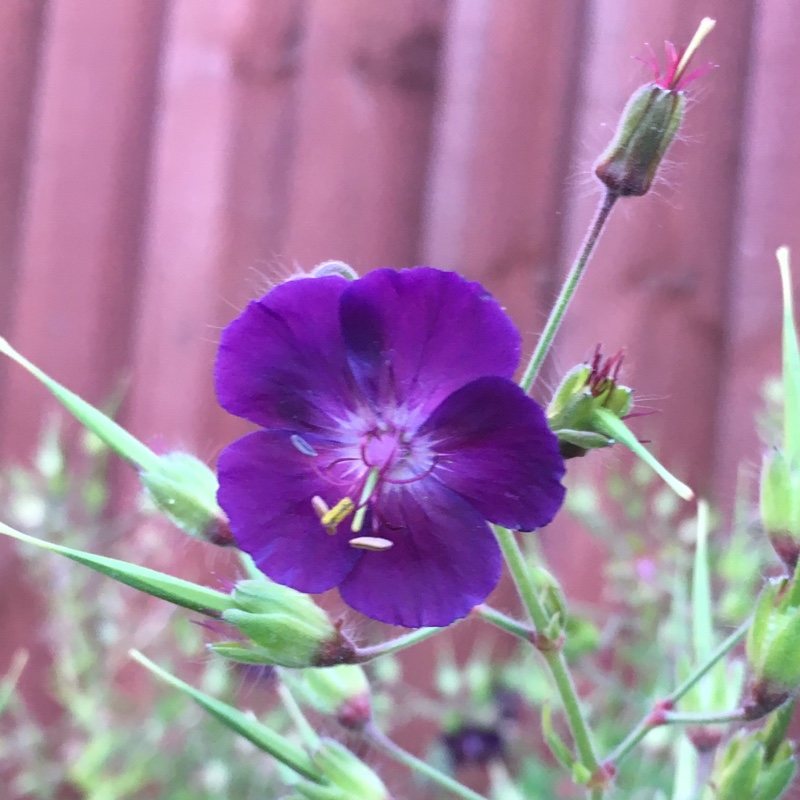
[1,0,798,794]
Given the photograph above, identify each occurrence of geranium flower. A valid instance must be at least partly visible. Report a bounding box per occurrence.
[215,268,565,628]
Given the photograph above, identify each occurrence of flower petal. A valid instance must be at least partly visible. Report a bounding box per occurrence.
[217,431,361,593]
[420,376,565,531]
[215,276,355,432]
[339,268,521,416]
[338,480,502,627]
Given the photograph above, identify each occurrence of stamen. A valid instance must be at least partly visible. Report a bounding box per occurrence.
[349,536,394,552]
[311,496,330,518]
[351,468,380,533]
[317,496,355,535]
[290,434,318,456]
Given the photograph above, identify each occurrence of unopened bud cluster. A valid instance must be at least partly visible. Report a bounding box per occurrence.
[212,579,355,668]
[547,348,633,459]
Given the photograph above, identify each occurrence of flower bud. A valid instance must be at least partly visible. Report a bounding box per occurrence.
[708,728,796,800]
[595,85,685,197]
[295,739,388,800]
[547,347,633,459]
[140,452,233,545]
[745,580,800,716]
[760,449,800,571]
[283,665,372,730]
[212,580,355,668]
[594,23,714,197]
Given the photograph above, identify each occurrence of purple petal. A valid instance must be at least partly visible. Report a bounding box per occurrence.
[217,431,361,593]
[339,268,521,416]
[338,480,502,627]
[419,376,566,531]
[215,276,356,432]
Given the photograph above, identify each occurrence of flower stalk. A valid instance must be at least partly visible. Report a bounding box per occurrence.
[520,192,618,393]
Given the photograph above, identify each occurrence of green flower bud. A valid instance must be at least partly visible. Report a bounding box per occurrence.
[746,580,800,716]
[213,580,355,668]
[594,22,714,197]
[297,740,388,800]
[595,85,685,197]
[709,728,796,800]
[760,449,800,571]
[547,348,634,459]
[283,665,372,730]
[140,452,233,545]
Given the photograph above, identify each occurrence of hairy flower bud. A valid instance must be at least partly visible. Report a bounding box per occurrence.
[283,664,372,730]
[547,347,633,459]
[760,449,800,571]
[294,740,388,800]
[140,452,233,545]
[745,580,800,717]
[595,21,714,197]
[211,580,355,668]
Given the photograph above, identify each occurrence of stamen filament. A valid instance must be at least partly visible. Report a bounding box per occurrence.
[674,18,715,86]
[351,468,380,533]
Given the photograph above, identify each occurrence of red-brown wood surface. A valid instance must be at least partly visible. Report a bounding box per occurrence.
[0,1,797,795]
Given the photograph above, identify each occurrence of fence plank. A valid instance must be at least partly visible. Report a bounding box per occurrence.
[281,0,447,273]
[0,0,46,340]
[423,0,586,361]
[0,0,166,459]
[714,1,800,503]
[543,0,754,594]
[125,0,303,455]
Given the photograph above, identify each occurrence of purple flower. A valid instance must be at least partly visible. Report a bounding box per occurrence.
[215,268,565,628]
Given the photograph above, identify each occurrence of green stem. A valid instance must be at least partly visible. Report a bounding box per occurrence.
[354,626,443,662]
[493,526,602,796]
[605,619,750,766]
[662,709,747,726]
[519,190,618,393]
[363,723,487,800]
[473,604,536,642]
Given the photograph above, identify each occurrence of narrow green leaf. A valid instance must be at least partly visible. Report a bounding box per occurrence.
[0,520,233,616]
[692,500,714,710]
[593,408,694,500]
[0,650,28,719]
[129,650,323,784]
[0,337,160,472]
[777,247,800,461]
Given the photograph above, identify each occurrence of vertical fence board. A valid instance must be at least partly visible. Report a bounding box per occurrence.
[281,0,447,272]
[125,0,302,455]
[713,1,800,502]
[0,0,166,459]
[0,0,46,339]
[544,0,754,595]
[423,0,586,360]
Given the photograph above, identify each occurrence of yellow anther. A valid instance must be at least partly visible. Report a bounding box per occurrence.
[349,536,394,552]
[320,497,355,535]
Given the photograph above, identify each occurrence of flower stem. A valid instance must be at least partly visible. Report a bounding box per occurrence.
[363,722,488,800]
[354,626,443,662]
[605,619,750,766]
[493,526,602,796]
[519,190,619,393]
[473,604,536,642]
[662,708,747,726]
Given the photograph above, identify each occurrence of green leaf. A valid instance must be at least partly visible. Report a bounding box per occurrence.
[129,650,324,784]
[541,703,575,772]
[777,247,800,461]
[0,520,233,616]
[592,408,694,500]
[0,337,160,471]
[692,500,714,710]
[0,650,28,719]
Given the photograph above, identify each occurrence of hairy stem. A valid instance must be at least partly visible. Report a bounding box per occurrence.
[493,526,603,797]
[519,190,618,393]
[473,603,536,641]
[363,722,488,800]
[354,626,443,662]
[605,619,750,766]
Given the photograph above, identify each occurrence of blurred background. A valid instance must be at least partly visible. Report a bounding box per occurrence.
[0,0,798,797]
